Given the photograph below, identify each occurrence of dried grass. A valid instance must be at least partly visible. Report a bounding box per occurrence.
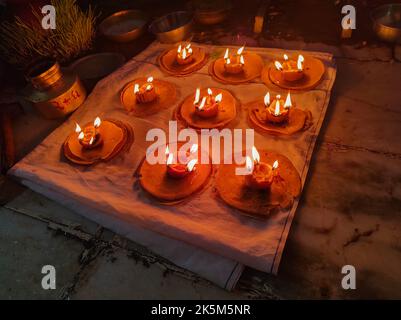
[0,0,97,67]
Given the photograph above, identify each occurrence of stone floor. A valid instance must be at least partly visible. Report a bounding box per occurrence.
[1,0,401,299]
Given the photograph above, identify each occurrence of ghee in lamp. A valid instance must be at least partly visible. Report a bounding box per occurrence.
[245,147,279,190]
[134,76,157,103]
[176,43,194,65]
[194,88,222,118]
[75,117,103,150]
[265,92,292,124]
[166,145,198,179]
[275,54,305,82]
[224,47,245,74]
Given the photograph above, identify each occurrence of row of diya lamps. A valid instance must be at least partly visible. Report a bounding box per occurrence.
[131,74,293,123]
[71,44,302,187]
[73,116,280,191]
[177,42,306,81]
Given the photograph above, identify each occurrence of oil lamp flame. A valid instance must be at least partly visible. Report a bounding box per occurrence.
[146,84,152,91]
[190,144,198,154]
[272,160,279,170]
[284,54,289,61]
[198,96,207,110]
[207,88,213,96]
[274,100,281,116]
[78,131,84,140]
[251,146,260,164]
[147,76,153,83]
[224,48,229,60]
[284,92,292,109]
[264,92,270,107]
[177,44,182,53]
[75,123,82,133]
[240,55,245,65]
[89,137,94,145]
[187,159,197,172]
[134,83,139,94]
[297,55,304,70]
[237,46,244,55]
[194,88,200,104]
[165,145,170,155]
[215,93,223,103]
[182,48,187,59]
[166,152,173,165]
[94,117,101,128]
[226,58,231,65]
[275,61,283,71]
[246,156,254,173]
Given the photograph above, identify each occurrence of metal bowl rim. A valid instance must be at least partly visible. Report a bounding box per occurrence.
[370,3,401,31]
[99,9,148,37]
[149,11,194,35]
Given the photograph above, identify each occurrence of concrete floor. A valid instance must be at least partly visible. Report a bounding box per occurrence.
[1,0,401,299]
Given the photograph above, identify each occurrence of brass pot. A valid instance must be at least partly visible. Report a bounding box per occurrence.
[24,60,86,119]
[371,4,401,43]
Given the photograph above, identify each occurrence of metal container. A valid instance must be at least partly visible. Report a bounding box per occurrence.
[99,10,148,43]
[149,11,193,43]
[69,52,126,91]
[23,60,86,119]
[371,4,401,43]
[191,0,231,25]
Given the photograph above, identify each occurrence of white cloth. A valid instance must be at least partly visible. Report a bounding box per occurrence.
[10,42,336,289]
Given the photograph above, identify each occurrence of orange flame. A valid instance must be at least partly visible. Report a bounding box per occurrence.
[134,83,139,94]
[75,123,82,133]
[275,61,283,70]
[187,159,197,172]
[240,55,245,65]
[283,54,289,61]
[224,48,229,60]
[284,92,292,109]
[272,160,279,170]
[166,152,173,165]
[237,46,244,55]
[215,93,223,103]
[245,156,254,173]
[297,55,304,70]
[190,144,198,154]
[147,76,153,83]
[94,117,101,128]
[251,146,260,164]
[78,131,84,140]
[274,100,281,116]
[264,92,270,107]
[194,88,201,104]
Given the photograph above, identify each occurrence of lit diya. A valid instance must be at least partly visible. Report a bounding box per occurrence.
[248,91,312,136]
[262,53,325,90]
[175,87,237,130]
[120,76,177,117]
[158,42,208,76]
[209,46,264,84]
[138,144,212,202]
[63,117,134,165]
[216,148,301,217]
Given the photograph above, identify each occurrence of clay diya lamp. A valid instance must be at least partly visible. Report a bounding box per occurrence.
[133,76,157,104]
[264,92,292,124]
[274,54,305,82]
[75,117,103,150]
[245,146,279,190]
[223,46,245,75]
[193,88,223,119]
[176,43,194,65]
[165,144,198,179]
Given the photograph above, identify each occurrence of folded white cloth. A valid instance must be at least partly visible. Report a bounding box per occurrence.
[10,42,336,289]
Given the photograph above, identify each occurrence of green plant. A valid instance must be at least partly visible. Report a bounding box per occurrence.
[0,0,97,67]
